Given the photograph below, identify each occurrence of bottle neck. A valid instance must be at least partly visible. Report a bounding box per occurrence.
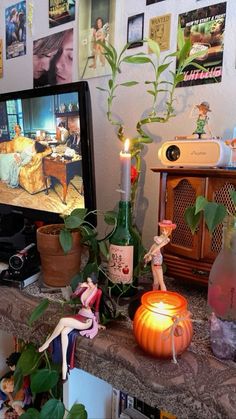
[116,200,132,228]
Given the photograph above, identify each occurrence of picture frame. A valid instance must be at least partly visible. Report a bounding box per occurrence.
[127,13,144,49]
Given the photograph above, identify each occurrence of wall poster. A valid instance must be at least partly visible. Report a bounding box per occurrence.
[177,2,227,87]
[5,1,26,60]
[33,29,73,88]
[78,0,116,79]
[0,40,3,78]
[149,14,171,51]
[49,0,76,28]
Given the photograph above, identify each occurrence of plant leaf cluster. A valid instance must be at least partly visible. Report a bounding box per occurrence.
[184,190,236,234]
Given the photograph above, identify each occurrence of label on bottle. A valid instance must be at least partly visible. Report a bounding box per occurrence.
[108,244,134,284]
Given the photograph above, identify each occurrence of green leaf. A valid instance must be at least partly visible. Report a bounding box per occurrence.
[195,196,208,214]
[82,262,99,279]
[64,210,87,228]
[96,87,109,92]
[119,81,139,87]
[230,190,236,206]
[204,203,227,233]
[13,365,24,392]
[123,56,152,64]
[147,90,155,96]
[67,403,88,419]
[31,368,59,393]
[59,228,73,253]
[20,408,40,419]
[108,79,113,89]
[39,399,65,419]
[184,206,201,234]
[104,210,117,225]
[28,299,49,325]
[147,38,160,58]
[178,38,191,65]
[190,62,208,72]
[70,272,83,291]
[157,62,171,77]
[99,240,109,260]
[17,346,41,376]
[177,25,185,50]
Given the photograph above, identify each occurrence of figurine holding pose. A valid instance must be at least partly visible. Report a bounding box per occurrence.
[193,101,212,139]
[144,220,176,291]
[39,273,105,381]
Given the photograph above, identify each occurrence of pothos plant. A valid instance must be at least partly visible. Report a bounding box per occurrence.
[184,190,236,234]
[96,29,207,210]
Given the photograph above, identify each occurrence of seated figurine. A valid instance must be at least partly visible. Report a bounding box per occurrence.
[144,220,176,291]
[38,272,105,381]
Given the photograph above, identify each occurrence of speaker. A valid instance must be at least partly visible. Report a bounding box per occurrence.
[158,139,231,167]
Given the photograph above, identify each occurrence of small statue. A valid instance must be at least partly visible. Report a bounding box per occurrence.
[144,220,176,291]
[38,273,105,381]
[193,101,212,139]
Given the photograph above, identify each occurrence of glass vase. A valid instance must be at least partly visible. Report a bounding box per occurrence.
[208,216,236,321]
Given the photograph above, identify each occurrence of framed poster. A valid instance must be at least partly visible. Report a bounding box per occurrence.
[149,14,171,51]
[127,13,144,49]
[177,2,227,87]
[78,0,116,79]
[49,0,76,28]
[0,40,3,78]
[5,1,26,60]
[146,0,165,4]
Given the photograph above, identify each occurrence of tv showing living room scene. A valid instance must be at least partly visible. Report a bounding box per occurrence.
[0,82,96,222]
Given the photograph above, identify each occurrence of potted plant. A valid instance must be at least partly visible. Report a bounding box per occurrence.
[37,208,116,287]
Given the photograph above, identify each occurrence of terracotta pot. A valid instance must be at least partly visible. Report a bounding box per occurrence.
[37,224,81,287]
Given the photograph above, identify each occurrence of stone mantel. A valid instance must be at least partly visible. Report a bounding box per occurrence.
[0,281,236,419]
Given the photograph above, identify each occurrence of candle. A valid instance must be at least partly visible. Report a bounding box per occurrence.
[133,290,193,359]
[120,139,131,201]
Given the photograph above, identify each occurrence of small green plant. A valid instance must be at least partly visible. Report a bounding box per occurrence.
[184,190,236,234]
[13,301,87,419]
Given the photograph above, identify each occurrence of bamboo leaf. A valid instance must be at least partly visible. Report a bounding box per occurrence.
[177,25,185,50]
[178,38,191,65]
[147,90,155,96]
[123,56,152,64]
[147,38,160,58]
[157,62,171,77]
[96,87,109,92]
[119,81,139,87]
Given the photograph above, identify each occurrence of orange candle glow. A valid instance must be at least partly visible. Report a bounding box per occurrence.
[133,290,193,359]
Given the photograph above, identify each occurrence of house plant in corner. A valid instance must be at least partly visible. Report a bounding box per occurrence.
[184,190,236,360]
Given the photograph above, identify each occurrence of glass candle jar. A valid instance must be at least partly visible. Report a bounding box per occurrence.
[133,290,193,359]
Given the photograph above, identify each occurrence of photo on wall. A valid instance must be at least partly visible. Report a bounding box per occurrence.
[146,0,166,5]
[33,28,74,88]
[5,1,26,60]
[149,14,171,51]
[127,13,144,49]
[0,40,3,78]
[49,0,76,28]
[177,2,227,87]
[78,0,116,79]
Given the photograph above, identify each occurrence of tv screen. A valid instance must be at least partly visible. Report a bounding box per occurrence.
[0,81,96,224]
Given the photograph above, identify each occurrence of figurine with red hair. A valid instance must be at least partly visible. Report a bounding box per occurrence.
[144,220,176,290]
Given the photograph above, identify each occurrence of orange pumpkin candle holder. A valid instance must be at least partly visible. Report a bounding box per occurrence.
[133,290,193,361]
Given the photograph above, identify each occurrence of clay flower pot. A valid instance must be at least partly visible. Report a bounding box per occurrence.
[37,224,81,287]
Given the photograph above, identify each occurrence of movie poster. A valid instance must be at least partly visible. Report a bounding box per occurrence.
[149,14,171,51]
[177,2,226,87]
[49,0,76,28]
[0,40,3,78]
[78,0,116,79]
[33,29,73,88]
[5,1,26,60]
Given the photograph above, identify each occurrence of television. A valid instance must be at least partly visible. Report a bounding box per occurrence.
[0,81,96,259]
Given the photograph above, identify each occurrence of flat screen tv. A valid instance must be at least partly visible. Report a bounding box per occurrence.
[0,81,96,226]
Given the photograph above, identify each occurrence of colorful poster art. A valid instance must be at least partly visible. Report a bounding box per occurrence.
[149,14,171,51]
[33,29,73,88]
[5,1,26,60]
[49,0,76,28]
[78,0,116,79]
[0,40,3,78]
[146,0,166,5]
[177,2,227,87]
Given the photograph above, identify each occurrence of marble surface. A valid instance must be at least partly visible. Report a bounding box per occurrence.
[0,277,236,418]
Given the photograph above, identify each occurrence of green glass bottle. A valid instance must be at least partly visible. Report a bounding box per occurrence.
[108,200,138,296]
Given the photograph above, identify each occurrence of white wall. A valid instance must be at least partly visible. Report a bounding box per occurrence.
[0,0,235,246]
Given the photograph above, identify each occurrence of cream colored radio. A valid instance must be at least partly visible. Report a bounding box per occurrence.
[158,139,231,167]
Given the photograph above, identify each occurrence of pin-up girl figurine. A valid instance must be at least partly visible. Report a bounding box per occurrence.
[144,220,176,291]
[38,272,104,381]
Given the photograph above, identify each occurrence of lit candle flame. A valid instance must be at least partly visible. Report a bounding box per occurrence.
[124,138,130,153]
